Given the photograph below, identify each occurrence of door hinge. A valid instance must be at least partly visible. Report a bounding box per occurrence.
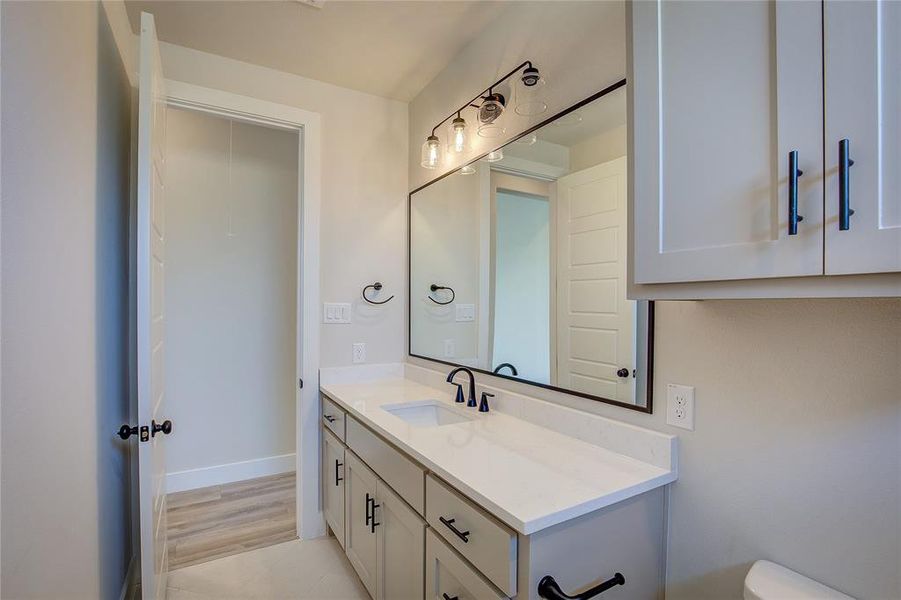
[298,378,304,389]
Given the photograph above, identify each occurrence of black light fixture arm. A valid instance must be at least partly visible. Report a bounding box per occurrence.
[430,60,535,137]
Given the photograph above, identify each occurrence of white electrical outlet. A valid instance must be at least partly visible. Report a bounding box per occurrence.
[443,339,455,358]
[352,342,366,364]
[666,383,695,430]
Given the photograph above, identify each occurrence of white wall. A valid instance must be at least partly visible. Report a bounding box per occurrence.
[156,42,408,369]
[1,2,133,597]
[164,108,297,488]
[569,124,627,172]
[410,166,482,363]
[407,2,901,597]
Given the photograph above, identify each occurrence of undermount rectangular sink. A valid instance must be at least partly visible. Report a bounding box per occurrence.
[382,400,474,428]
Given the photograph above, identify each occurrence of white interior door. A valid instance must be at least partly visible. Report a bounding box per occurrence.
[137,12,169,600]
[556,157,634,402]
[825,0,901,274]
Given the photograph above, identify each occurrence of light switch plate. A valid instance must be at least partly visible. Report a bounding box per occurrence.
[443,339,455,358]
[666,384,695,431]
[455,304,475,322]
[352,342,366,364]
[323,302,351,324]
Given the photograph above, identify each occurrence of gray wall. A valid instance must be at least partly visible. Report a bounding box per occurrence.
[1,2,133,598]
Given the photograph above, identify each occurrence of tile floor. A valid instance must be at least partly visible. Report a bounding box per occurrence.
[166,537,369,600]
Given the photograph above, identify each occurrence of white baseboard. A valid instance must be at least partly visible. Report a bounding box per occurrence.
[166,453,296,493]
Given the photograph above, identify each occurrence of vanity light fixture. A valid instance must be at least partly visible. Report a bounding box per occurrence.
[460,164,476,175]
[420,134,442,169]
[419,60,541,169]
[514,66,548,116]
[486,148,504,162]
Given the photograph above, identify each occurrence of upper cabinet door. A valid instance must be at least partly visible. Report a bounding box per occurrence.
[630,1,824,283]
[825,0,901,274]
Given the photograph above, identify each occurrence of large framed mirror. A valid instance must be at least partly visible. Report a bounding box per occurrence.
[408,81,654,412]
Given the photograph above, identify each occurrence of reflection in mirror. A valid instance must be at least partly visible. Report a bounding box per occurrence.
[410,82,653,411]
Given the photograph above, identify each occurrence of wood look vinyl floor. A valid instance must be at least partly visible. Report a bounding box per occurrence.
[166,472,298,571]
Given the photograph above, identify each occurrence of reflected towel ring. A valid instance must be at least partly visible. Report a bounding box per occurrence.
[428,284,455,305]
[362,282,394,305]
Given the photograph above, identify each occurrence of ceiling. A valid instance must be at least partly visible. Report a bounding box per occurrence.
[125,0,509,101]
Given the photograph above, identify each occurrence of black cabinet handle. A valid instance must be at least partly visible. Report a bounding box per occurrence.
[370,500,380,533]
[151,419,172,437]
[839,138,855,230]
[323,414,336,423]
[616,368,629,378]
[788,150,804,235]
[334,460,343,486]
[438,516,470,543]
[538,573,625,600]
[365,493,373,526]
[442,595,459,600]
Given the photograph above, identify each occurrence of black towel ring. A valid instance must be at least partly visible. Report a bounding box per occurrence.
[428,284,455,305]
[362,282,394,305]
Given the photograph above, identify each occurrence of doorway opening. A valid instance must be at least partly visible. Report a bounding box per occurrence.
[162,107,299,569]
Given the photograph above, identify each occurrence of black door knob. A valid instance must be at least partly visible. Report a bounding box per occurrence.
[616,368,630,378]
[117,424,139,440]
[152,419,173,437]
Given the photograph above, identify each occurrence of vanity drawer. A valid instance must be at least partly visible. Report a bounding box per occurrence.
[425,474,517,596]
[321,395,346,441]
[426,529,507,600]
[346,415,425,514]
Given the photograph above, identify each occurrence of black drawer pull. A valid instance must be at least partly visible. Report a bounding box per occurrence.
[365,493,373,526]
[370,500,380,534]
[538,573,624,600]
[334,460,343,486]
[788,150,804,235]
[442,594,459,600]
[323,414,336,423]
[839,138,855,230]
[438,516,470,543]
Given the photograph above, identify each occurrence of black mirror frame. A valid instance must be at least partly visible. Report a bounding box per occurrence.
[407,79,654,414]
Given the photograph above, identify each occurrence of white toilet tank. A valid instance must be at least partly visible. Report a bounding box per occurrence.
[744,561,854,600]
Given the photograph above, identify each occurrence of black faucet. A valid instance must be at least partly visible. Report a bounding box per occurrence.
[446,367,477,407]
[493,362,518,376]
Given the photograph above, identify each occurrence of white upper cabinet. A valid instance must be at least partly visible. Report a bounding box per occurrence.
[629,0,901,297]
[824,0,901,275]
[631,0,823,284]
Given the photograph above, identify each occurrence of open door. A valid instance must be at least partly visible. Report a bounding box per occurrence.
[137,11,170,600]
[555,157,634,402]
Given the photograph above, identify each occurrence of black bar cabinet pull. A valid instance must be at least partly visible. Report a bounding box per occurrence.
[442,594,459,600]
[839,138,855,230]
[369,499,380,533]
[788,150,804,235]
[438,516,470,543]
[365,493,373,526]
[538,573,625,600]
[323,414,336,423]
[334,460,343,486]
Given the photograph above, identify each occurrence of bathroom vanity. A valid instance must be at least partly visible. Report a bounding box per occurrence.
[319,376,676,600]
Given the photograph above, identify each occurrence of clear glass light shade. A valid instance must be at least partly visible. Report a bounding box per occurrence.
[478,93,506,138]
[515,133,538,146]
[446,117,468,154]
[486,148,504,162]
[420,135,442,169]
[460,164,476,175]
[515,69,547,116]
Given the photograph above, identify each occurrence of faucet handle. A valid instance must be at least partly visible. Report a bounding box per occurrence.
[478,392,494,413]
[452,382,465,403]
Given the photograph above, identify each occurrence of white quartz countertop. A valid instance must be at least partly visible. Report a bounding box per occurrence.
[320,377,676,535]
